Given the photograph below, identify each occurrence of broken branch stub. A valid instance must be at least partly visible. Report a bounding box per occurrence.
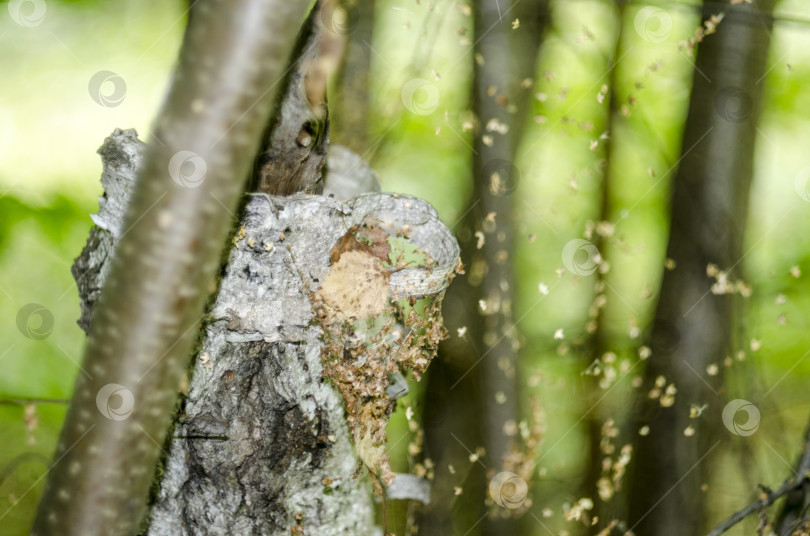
[73,129,459,534]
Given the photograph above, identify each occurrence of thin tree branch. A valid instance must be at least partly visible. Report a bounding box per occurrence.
[706,478,808,536]
[776,415,810,535]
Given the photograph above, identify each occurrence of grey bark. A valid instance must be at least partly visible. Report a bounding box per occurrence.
[72,129,458,535]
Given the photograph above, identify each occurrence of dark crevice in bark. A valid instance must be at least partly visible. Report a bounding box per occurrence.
[252,3,329,196]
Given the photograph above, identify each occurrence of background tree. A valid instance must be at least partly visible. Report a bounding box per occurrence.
[627,1,776,534]
[420,1,548,534]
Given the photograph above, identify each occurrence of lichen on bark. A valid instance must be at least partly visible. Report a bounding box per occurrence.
[314,216,459,487]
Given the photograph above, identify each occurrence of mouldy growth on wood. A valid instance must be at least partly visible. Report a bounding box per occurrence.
[313,215,460,486]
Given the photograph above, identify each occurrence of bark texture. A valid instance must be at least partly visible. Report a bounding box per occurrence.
[627,2,776,534]
[72,129,458,535]
[33,2,313,534]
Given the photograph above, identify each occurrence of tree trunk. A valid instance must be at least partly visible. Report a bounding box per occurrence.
[420,1,549,534]
[626,2,776,534]
[71,128,459,535]
[33,1,461,533]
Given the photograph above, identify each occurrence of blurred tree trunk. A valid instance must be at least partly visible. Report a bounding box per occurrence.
[627,2,775,534]
[420,2,548,535]
[581,3,625,531]
[329,0,373,153]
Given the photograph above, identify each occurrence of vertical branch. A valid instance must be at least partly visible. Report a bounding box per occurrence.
[471,0,519,492]
[627,1,776,534]
[31,1,312,534]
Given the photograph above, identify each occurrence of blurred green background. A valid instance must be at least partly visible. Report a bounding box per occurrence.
[1,0,810,534]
